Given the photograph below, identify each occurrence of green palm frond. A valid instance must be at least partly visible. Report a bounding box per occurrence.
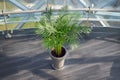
[35,8,91,57]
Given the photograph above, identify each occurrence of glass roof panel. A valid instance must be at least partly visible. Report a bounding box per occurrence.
[0,0,22,12]
[0,0,120,31]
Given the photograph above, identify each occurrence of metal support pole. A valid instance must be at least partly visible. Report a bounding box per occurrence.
[3,11,12,38]
[86,6,90,26]
[3,0,12,38]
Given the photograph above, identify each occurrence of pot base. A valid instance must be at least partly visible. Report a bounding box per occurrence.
[51,64,64,70]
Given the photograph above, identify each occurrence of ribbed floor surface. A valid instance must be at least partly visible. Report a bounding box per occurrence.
[0,33,120,80]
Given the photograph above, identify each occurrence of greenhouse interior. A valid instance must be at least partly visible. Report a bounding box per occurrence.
[0,0,120,80]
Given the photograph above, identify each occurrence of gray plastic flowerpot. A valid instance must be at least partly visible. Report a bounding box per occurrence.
[50,47,67,70]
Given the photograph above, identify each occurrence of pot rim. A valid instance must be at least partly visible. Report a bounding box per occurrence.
[50,46,68,59]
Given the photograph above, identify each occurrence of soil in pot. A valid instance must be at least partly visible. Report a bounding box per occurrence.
[51,47,66,57]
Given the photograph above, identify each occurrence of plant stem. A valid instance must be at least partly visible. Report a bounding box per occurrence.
[55,44,62,57]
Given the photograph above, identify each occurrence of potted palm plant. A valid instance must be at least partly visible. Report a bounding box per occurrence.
[35,7,90,70]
